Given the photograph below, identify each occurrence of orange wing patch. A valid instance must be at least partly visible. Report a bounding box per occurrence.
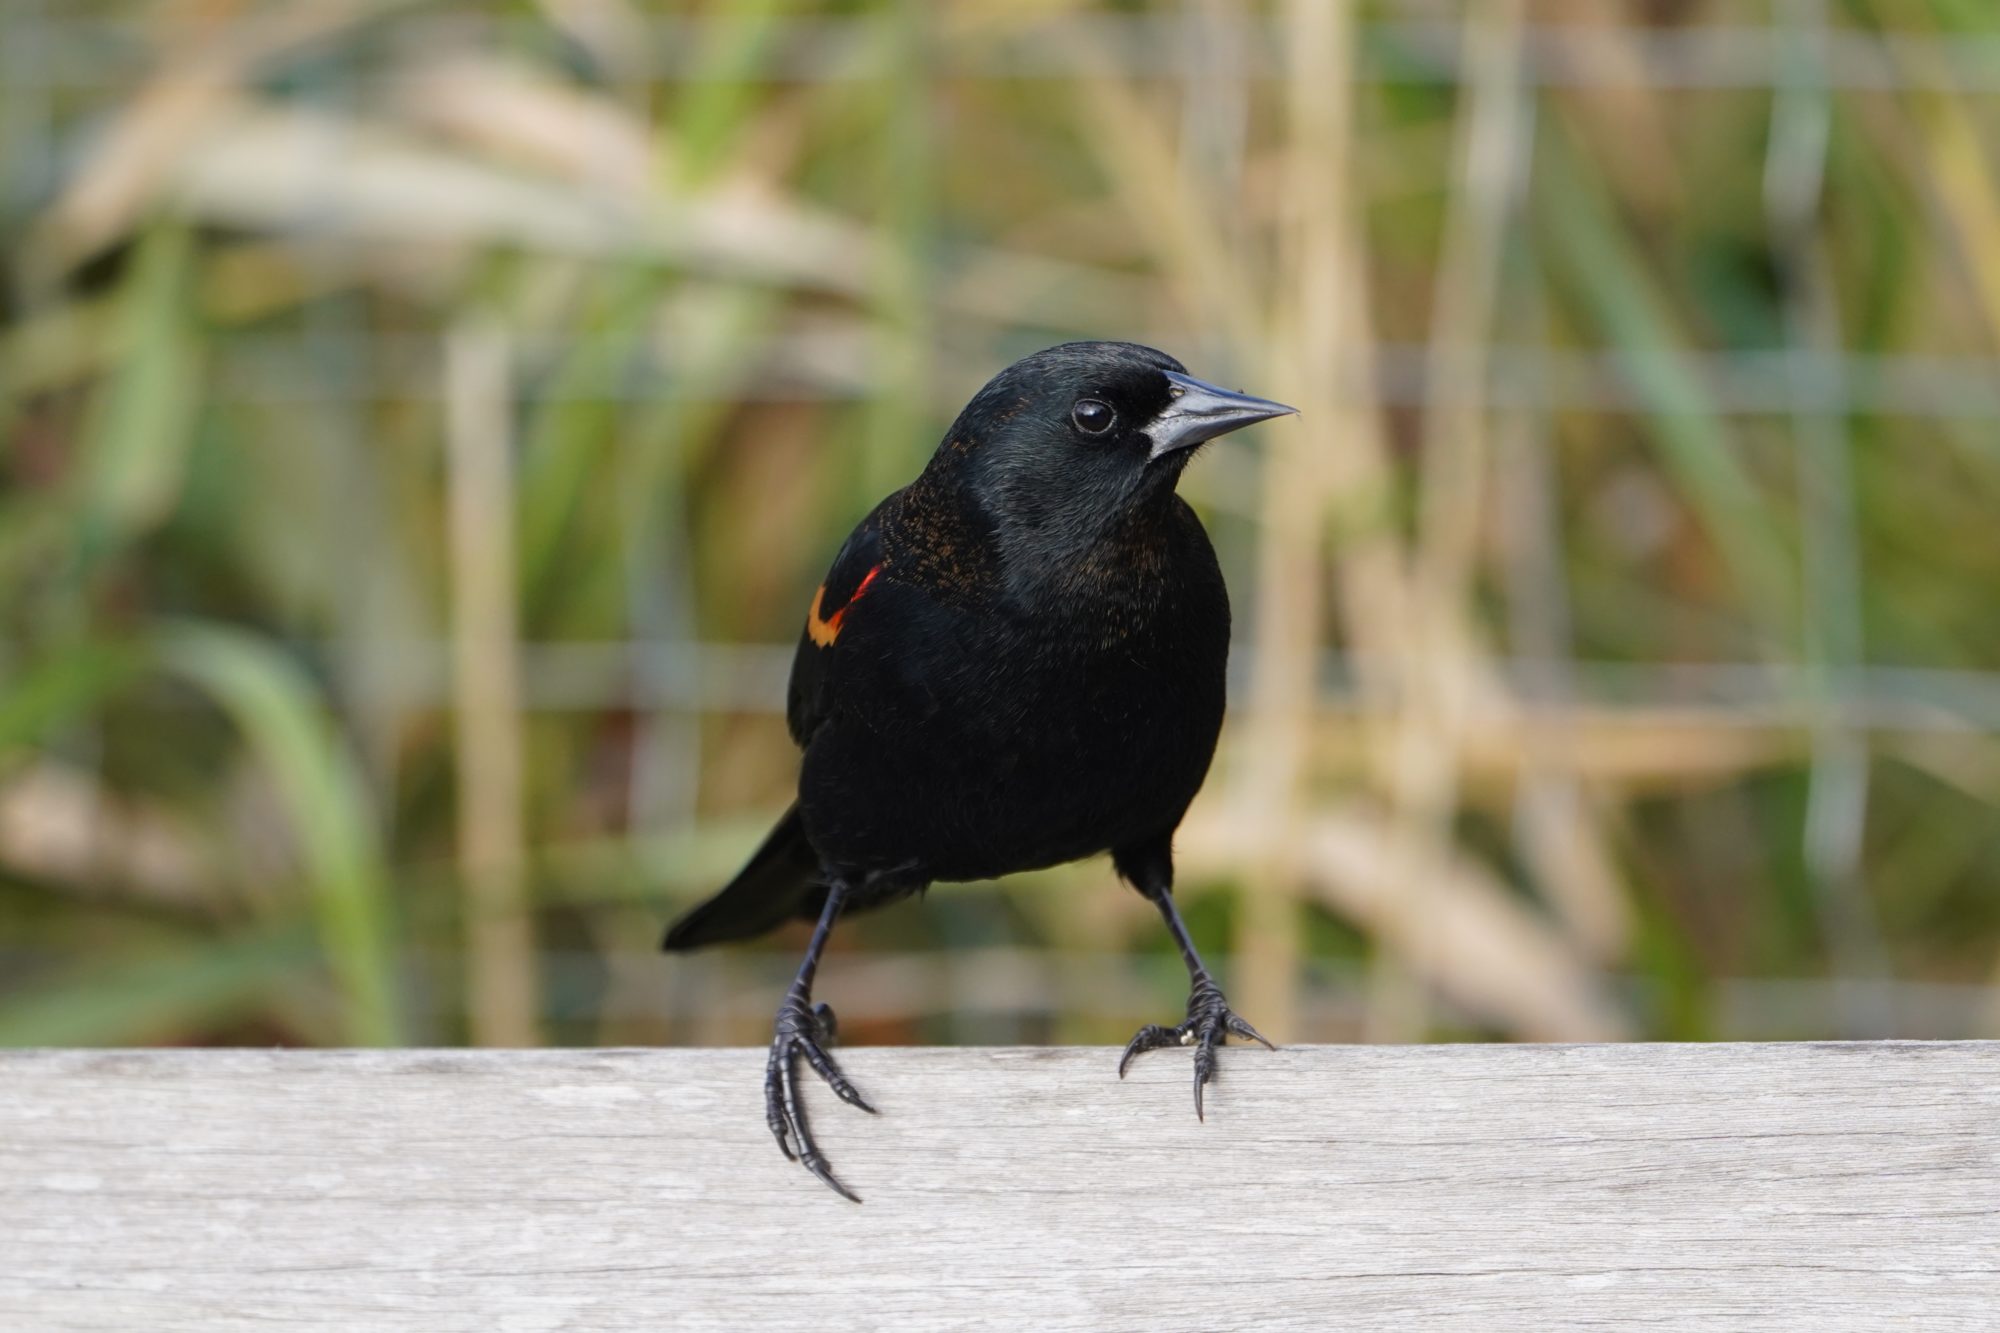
[807,564,881,647]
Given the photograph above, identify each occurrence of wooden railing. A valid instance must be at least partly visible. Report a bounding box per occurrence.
[5,1043,1997,1329]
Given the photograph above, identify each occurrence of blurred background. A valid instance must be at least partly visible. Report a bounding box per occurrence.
[3,0,1998,1052]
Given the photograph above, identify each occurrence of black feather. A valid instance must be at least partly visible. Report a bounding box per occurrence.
[661,805,821,950]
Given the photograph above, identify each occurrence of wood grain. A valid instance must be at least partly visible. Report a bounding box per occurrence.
[4,1043,1997,1331]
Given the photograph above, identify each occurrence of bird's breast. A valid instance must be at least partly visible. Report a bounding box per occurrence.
[799,523,1229,882]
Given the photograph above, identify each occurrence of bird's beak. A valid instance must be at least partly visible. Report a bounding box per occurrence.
[1146,371,1298,462]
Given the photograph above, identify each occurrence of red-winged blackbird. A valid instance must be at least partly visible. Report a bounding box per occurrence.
[663,341,1295,1199]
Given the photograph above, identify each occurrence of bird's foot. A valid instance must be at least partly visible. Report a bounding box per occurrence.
[765,992,874,1202]
[1117,973,1274,1120]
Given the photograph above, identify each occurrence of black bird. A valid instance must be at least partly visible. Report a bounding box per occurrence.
[663,341,1296,1199]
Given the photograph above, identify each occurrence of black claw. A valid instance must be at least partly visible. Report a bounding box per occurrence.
[1117,1023,1182,1078]
[785,1054,862,1202]
[1226,1012,1277,1051]
[765,994,870,1200]
[765,1048,797,1161]
[806,1159,862,1204]
[797,1031,878,1114]
[1117,977,1273,1120]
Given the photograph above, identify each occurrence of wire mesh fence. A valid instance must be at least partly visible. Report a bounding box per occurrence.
[3,0,1999,1050]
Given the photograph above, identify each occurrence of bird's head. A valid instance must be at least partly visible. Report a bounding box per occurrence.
[936,341,1295,561]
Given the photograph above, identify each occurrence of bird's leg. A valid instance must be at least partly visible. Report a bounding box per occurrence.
[1118,888,1275,1120]
[765,881,874,1201]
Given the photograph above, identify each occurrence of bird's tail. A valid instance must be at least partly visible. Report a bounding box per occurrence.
[661,804,823,951]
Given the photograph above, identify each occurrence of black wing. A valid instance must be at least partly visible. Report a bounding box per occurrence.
[785,500,890,747]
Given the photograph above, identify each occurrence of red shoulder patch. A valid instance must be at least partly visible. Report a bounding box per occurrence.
[806,564,881,647]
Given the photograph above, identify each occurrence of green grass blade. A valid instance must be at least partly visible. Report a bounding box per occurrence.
[1538,118,1796,638]
[74,223,204,573]
[0,639,149,758]
[158,622,405,1046]
[0,922,317,1047]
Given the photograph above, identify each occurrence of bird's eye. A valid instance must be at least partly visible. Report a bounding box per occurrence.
[1071,398,1115,436]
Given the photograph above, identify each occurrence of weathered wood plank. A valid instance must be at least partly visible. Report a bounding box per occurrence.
[3,1043,1997,1331]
